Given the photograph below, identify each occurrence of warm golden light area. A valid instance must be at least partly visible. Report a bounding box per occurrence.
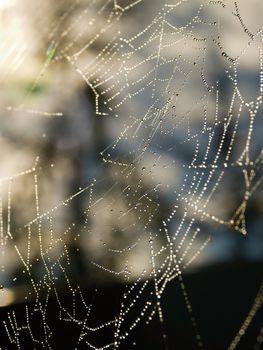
[0,288,15,307]
[0,0,15,9]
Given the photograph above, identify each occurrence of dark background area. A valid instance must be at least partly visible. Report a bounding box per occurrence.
[1,261,262,350]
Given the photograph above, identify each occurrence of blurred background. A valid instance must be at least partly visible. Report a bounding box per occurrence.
[0,0,262,349]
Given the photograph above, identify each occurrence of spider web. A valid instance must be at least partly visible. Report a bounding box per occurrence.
[0,0,263,349]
